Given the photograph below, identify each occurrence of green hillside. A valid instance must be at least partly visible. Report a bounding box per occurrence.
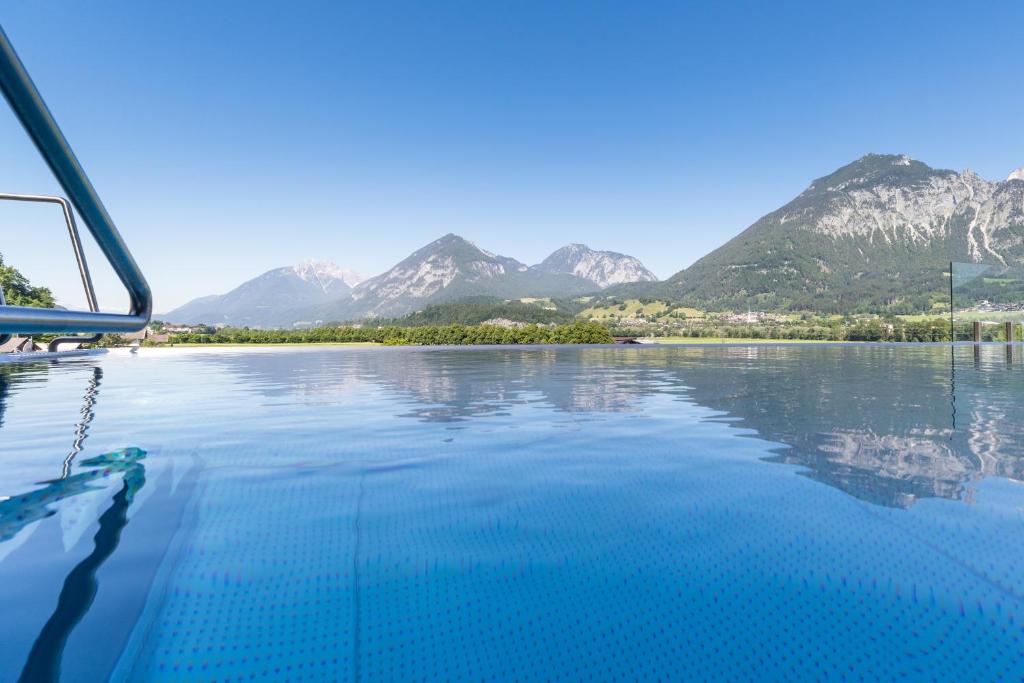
[606,155,1024,314]
[371,297,576,327]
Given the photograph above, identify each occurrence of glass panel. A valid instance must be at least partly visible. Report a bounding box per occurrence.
[950,261,1024,341]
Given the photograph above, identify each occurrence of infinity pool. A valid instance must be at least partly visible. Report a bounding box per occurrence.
[1,345,1022,681]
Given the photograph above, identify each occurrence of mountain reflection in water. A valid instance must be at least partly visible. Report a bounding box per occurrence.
[199,344,1024,508]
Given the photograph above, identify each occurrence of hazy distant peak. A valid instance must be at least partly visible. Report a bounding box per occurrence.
[292,259,365,289]
[1009,166,1024,182]
[163,260,361,326]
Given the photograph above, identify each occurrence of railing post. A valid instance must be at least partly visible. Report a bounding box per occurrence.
[1006,321,1015,343]
[973,321,982,343]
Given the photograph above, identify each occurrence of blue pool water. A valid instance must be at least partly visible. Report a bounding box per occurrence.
[1,344,1022,681]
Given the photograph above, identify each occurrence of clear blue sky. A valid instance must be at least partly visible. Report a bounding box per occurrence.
[1,1,1022,312]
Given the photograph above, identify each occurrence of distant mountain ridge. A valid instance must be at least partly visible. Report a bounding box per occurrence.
[165,237,655,326]
[163,260,365,327]
[608,154,1024,313]
[164,153,1024,325]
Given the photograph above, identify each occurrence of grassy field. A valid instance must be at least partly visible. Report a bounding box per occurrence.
[580,299,704,322]
[517,297,559,310]
[895,313,948,322]
[580,299,668,319]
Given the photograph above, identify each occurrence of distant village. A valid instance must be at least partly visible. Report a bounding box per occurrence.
[0,322,207,354]
[964,300,1024,313]
[602,310,788,332]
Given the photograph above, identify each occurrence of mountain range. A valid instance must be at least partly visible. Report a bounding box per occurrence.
[164,154,1024,326]
[608,154,1024,313]
[164,239,656,327]
[164,260,365,328]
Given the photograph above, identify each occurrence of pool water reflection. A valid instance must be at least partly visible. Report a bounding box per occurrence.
[0,345,1022,680]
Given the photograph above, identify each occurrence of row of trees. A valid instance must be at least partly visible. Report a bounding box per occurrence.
[609,318,1015,342]
[170,321,614,346]
[169,318,1017,346]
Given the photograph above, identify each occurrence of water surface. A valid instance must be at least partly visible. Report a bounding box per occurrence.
[1,345,1022,680]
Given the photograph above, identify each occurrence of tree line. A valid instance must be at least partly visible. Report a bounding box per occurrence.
[610,318,1017,342]
[169,321,614,346]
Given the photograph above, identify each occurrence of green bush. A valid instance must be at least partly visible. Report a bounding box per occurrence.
[0,253,55,308]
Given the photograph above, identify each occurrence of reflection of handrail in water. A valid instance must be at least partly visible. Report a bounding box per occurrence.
[0,447,146,545]
[8,448,146,683]
[61,366,102,479]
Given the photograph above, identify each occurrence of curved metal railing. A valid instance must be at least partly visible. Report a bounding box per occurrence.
[0,193,102,350]
[0,25,151,338]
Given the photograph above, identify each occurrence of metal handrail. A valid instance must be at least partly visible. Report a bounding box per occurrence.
[0,193,102,349]
[0,25,150,335]
[0,193,99,312]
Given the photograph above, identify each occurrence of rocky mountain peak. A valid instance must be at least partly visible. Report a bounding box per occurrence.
[654,153,1024,313]
[432,233,472,248]
[803,153,942,196]
[405,233,526,270]
[292,259,365,289]
[343,234,535,317]
[535,243,657,288]
[1008,166,1024,182]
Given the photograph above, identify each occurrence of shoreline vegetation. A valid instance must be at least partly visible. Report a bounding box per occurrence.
[162,339,852,348]
[641,320,1019,342]
[110,317,1021,349]
[625,319,959,342]
[153,321,615,346]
